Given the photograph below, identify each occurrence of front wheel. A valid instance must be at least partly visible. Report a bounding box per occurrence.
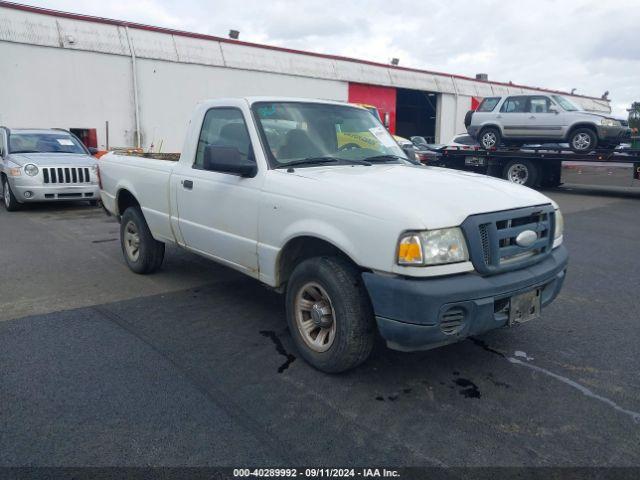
[2,177,20,211]
[502,159,539,187]
[285,256,375,373]
[569,128,598,153]
[120,206,165,274]
[479,127,501,149]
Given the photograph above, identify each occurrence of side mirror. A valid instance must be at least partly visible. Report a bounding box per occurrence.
[203,145,257,177]
[88,147,99,155]
[549,105,559,114]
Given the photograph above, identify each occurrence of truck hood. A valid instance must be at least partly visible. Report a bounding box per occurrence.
[8,153,97,167]
[271,164,555,229]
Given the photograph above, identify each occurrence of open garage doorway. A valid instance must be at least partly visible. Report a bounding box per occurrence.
[395,89,438,143]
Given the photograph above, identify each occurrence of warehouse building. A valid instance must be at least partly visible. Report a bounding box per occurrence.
[0,1,612,152]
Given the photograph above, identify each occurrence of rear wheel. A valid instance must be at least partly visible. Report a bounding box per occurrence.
[120,206,165,274]
[502,159,539,187]
[2,177,20,211]
[285,256,375,373]
[479,127,501,149]
[569,128,598,153]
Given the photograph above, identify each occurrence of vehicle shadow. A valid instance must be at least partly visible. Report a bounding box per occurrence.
[8,200,99,212]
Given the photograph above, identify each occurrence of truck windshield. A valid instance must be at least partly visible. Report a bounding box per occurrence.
[252,102,409,167]
[551,95,581,112]
[9,133,87,154]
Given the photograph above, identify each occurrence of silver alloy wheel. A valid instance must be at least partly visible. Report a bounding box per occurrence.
[507,163,529,185]
[572,132,592,151]
[294,282,337,353]
[123,220,141,261]
[482,131,497,148]
[3,180,9,208]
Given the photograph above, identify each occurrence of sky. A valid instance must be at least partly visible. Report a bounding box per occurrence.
[25,0,639,117]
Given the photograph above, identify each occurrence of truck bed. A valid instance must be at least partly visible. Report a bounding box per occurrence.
[99,151,177,243]
[110,150,181,162]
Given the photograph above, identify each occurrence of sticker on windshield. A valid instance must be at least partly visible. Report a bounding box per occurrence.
[57,139,74,146]
[368,126,396,147]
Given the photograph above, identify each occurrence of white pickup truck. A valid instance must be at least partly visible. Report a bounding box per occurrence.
[99,97,568,373]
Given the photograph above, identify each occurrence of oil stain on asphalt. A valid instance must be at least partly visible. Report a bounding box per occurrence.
[453,371,481,399]
[260,330,296,373]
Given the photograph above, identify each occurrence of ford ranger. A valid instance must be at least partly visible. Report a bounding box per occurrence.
[99,98,568,373]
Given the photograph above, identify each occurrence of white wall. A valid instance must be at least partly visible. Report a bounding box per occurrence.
[0,42,348,151]
[136,59,348,152]
[0,42,136,148]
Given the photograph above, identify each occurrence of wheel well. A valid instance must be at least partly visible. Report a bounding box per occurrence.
[567,123,597,138]
[116,189,140,216]
[277,236,357,289]
[479,124,502,135]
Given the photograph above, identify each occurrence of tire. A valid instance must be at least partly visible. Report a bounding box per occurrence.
[2,177,20,212]
[120,206,165,274]
[502,159,539,187]
[569,127,598,153]
[479,127,501,149]
[285,256,375,373]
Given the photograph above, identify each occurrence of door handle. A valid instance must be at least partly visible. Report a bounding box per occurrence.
[529,116,536,119]
[182,179,194,190]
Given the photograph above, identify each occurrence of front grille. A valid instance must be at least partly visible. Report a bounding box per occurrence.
[479,223,491,264]
[42,167,92,184]
[440,308,465,335]
[462,205,555,275]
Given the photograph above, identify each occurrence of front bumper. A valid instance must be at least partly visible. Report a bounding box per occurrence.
[12,183,100,203]
[362,246,568,352]
[596,125,632,143]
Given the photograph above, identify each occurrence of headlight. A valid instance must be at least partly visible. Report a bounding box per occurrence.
[397,227,469,266]
[554,209,564,240]
[24,164,39,176]
[601,118,620,127]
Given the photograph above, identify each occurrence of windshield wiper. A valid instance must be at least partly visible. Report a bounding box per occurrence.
[276,156,371,168]
[276,157,339,168]
[364,154,413,163]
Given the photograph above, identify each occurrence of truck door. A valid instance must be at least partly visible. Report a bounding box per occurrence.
[499,96,529,138]
[172,107,261,275]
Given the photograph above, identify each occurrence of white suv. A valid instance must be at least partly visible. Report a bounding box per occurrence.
[465,94,631,152]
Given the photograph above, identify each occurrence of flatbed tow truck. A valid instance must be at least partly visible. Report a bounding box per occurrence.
[431,144,640,189]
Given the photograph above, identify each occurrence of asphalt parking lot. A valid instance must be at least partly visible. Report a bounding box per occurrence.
[1,187,639,467]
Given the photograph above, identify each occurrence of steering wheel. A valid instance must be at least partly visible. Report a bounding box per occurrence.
[338,143,362,151]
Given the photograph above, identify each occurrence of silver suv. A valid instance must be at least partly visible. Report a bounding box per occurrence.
[0,128,100,211]
[465,94,631,152]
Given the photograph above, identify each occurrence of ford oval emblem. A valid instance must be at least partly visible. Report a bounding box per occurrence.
[516,230,538,247]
